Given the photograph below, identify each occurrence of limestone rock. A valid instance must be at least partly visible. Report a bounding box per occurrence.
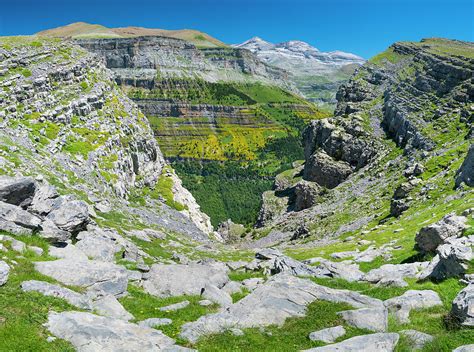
[28,183,59,215]
[301,333,399,352]
[202,284,232,307]
[159,300,190,312]
[384,290,442,323]
[0,176,36,207]
[451,283,474,326]
[139,318,173,328]
[338,307,388,332]
[294,180,320,211]
[0,201,42,234]
[21,280,91,309]
[142,263,229,298]
[91,294,134,321]
[415,214,467,252]
[453,345,474,352]
[46,311,177,351]
[217,219,246,243]
[303,151,352,189]
[400,330,433,350]
[46,196,90,234]
[75,230,122,262]
[34,259,129,296]
[39,219,72,243]
[363,262,429,287]
[0,260,10,286]
[308,326,346,343]
[455,144,474,187]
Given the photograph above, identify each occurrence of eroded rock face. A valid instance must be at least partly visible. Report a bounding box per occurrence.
[142,263,229,298]
[180,274,382,343]
[46,311,177,352]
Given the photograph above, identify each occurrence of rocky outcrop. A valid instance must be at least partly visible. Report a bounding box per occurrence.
[415,214,468,252]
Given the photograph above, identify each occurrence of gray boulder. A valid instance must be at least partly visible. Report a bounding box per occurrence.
[308,326,346,343]
[455,144,474,187]
[303,151,352,189]
[338,307,388,332]
[415,214,467,252]
[202,284,232,307]
[363,262,429,287]
[0,201,42,235]
[294,180,320,211]
[180,274,382,343]
[34,259,129,296]
[451,283,474,326]
[400,330,433,350]
[28,183,59,215]
[139,318,173,329]
[21,280,91,309]
[46,196,90,233]
[309,258,364,282]
[0,260,9,286]
[75,230,122,262]
[142,263,229,298]
[91,294,134,321]
[0,176,36,207]
[384,290,442,323]
[39,219,72,242]
[453,345,474,352]
[301,333,400,352]
[46,311,177,351]
[159,300,190,312]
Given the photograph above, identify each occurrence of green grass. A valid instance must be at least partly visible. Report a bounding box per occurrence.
[120,285,219,340]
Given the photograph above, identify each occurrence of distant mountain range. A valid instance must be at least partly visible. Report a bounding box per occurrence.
[234,37,366,107]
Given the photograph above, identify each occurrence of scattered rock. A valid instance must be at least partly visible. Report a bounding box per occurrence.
[338,307,388,332]
[21,280,91,309]
[308,326,346,343]
[415,214,467,252]
[142,263,229,298]
[450,283,474,326]
[46,311,177,351]
[138,318,173,328]
[301,333,399,352]
[0,261,10,286]
[400,330,433,350]
[384,290,442,323]
[159,300,190,312]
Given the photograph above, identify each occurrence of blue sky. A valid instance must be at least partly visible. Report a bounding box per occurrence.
[0,0,472,58]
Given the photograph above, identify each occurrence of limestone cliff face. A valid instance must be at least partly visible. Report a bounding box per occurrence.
[75,36,294,91]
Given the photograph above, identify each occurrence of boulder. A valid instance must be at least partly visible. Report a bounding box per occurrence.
[453,345,474,352]
[75,230,122,262]
[34,259,129,296]
[415,214,467,252]
[142,263,229,298]
[159,300,190,312]
[400,330,433,350]
[28,183,59,215]
[0,176,36,207]
[384,290,442,323]
[0,201,42,234]
[0,260,9,286]
[403,163,424,177]
[20,280,91,309]
[338,307,388,332]
[309,258,365,282]
[294,180,320,211]
[455,144,474,187]
[216,219,246,243]
[451,283,474,326]
[91,294,134,321]
[46,196,90,233]
[180,274,382,343]
[46,311,177,351]
[303,151,352,189]
[308,326,346,343]
[202,284,232,307]
[138,318,173,329]
[363,262,429,287]
[301,333,400,352]
[39,219,72,242]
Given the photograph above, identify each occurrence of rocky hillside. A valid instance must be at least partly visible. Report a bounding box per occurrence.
[234,37,365,108]
[0,34,473,352]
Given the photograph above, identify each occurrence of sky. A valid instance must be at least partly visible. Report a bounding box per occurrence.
[0,0,472,58]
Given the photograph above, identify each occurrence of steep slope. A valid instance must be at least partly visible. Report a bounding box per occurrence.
[234,37,366,108]
[75,35,329,226]
[37,22,226,48]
